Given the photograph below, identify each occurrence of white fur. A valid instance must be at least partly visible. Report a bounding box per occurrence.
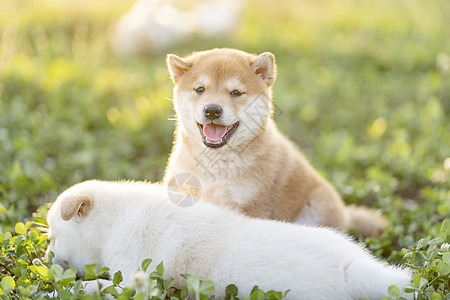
[46,180,411,300]
[195,75,211,87]
[226,77,244,91]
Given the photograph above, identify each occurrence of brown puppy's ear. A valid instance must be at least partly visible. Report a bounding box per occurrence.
[251,52,277,87]
[166,54,192,84]
[60,194,93,221]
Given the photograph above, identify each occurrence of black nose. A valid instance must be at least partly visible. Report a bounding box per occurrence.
[203,104,222,121]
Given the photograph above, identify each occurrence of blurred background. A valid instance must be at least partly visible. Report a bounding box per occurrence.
[0,0,449,234]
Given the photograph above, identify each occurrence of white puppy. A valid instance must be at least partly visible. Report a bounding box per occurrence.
[46,180,411,300]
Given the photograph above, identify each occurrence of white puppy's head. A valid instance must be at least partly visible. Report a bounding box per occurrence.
[46,189,101,275]
[45,180,173,276]
[167,48,277,150]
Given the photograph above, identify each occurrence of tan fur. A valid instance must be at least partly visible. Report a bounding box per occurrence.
[346,205,389,238]
[60,194,93,221]
[164,48,387,237]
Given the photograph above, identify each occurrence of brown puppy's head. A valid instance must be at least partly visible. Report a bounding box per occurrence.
[167,48,277,149]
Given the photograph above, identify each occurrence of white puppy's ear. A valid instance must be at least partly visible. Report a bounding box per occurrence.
[166,54,192,84]
[60,194,93,221]
[251,52,277,87]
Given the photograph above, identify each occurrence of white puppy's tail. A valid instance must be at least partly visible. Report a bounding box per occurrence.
[346,256,412,300]
[346,204,389,238]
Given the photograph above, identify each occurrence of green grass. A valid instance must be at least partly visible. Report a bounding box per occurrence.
[0,0,449,298]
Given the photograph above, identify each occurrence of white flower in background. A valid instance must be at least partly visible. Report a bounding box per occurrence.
[436,52,450,73]
[131,270,148,288]
[441,242,450,253]
[113,0,246,55]
[444,157,450,172]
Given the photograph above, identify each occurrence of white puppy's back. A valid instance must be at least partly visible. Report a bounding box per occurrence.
[48,180,411,300]
[179,204,410,299]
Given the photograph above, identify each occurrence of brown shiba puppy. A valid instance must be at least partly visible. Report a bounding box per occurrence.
[164,48,387,237]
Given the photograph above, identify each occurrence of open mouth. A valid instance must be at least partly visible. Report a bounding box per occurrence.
[197,122,239,148]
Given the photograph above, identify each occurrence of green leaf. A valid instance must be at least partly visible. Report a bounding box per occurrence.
[439,219,450,235]
[0,203,7,215]
[163,277,175,289]
[265,290,283,300]
[250,289,265,300]
[103,285,119,297]
[61,268,77,282]
[118,287,134,298]
[151,261,165,279]
[183,274,201,292]
[182,273,214,296]
[141,258,152,272]
[84,264,99,280]
[388,285,400,296]
[1,276,15,293]
[156,261,164,276]
[417,238,427,250]
[29,265,49,280]
[98,267,110,278]
[403,283,419,293]
[431,293,442,300]
[49,264,64,282]
[412,252,428,268]
[15,222,26,235]
[226,284,238,297]
[428,236,445,246]
[180,286,188,299]
[32,258,45,266]
[443,252,450,264]
[425,286,435,297]
[16,258,27,267]
[113,271,123,285]
[198,280,215,295]
[437,261,450,276]
[134,293,146,300]
[412,273,428,289]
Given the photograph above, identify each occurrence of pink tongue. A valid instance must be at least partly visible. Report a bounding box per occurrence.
[203,124,228,142]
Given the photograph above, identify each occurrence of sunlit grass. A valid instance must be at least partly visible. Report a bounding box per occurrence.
[0,0,449,254]
[0,0,449,297]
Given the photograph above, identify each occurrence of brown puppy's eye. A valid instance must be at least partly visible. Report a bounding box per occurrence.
[195,87,205,94]
[231,90,243,97]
